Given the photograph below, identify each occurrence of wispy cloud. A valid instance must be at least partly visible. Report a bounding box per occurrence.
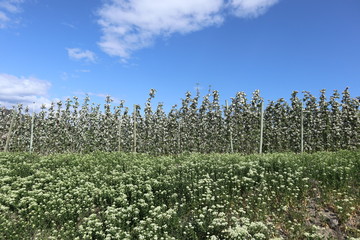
[0,0,25,28]
[62,22,76,29]
[76,69,91,73]
[229,0,280,18]
[67,48,97,63]
[61,72,80,81]
[74,91,122,103]
[97,0,279,60]
[0,73,53,109]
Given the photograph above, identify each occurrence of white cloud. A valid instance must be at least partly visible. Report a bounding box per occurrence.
[74,91,122,103]
[67,48,97,63]
[0,73,52,109]
[62,22,76,29]
[97,0,279,59]
[0,11,9,21]
[76,69,91,73]
[229,0,279,17]
[0,0,25,28]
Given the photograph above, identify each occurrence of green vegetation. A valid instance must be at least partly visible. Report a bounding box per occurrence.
[1,150,359,239]
[1,88,359,154]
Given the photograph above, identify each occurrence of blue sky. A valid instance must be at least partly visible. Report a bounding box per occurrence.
[0,0,359,110]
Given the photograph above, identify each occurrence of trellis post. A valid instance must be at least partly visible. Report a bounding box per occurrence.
[132,104,137,153]
[29,103,35,153]
[118,114,123,152]
[225,100,234,153]
[301,107,304,153]
[4,109,17,152]
[259,101,264,154]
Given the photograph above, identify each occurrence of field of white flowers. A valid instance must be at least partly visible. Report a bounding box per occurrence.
[0,150,359,239]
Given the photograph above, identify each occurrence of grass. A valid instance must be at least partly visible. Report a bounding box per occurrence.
[0,150,359,239]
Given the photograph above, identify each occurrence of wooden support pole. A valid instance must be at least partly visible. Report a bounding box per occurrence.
[301,107,304,153]
[259,101,264,154]
[4,110,17,152]
[133,105,137,153]
[178,119,181,153]
[29,103,35,153]
[118,115,123,152]
[225,100,234,153]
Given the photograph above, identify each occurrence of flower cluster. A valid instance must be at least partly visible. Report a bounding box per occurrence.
[0,150,359,239]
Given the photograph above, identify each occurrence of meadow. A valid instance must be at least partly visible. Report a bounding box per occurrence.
[0,88,359,239]
[0,150,359,239]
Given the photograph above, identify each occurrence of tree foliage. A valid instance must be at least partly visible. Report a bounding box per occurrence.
[0,88,359,154]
